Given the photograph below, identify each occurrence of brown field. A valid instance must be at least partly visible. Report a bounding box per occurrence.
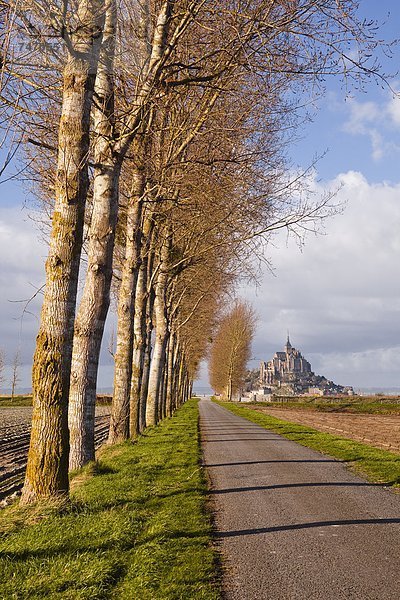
[0,406,110,502]
[248,406,400,454]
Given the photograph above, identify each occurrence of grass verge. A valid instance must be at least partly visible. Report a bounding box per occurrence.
[0,395,33,407]
[0,399,220,600]
[0,395,112,408]
[215,401,400,488]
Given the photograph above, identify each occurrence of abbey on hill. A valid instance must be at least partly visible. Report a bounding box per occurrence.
[258,336,354,396]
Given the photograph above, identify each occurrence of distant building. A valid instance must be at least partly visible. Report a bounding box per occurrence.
[259,336,353,396]
[260,336,312,386]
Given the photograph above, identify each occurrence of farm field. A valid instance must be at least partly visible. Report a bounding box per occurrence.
[246,405,400,453]
[0,406,110,502]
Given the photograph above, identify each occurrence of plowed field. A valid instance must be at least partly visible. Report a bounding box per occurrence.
[248,406,400,453]
[0,406,110,501]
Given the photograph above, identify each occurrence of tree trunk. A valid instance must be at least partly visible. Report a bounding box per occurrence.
[158,337,169,420]
[21,1,104,503]
[107,167,145,444]
[145,237,170,426]
[145,298,169,425]
[139,314,153,432]
[165,331,175,416]
[68,2,118,470]
[176,352,185,408]
[129,251,149,439]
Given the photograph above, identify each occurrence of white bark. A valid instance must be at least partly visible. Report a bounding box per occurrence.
[68,1,118,471]
[108,174,145,444]
[128,248,149,438]
[21,0,104,503]
[145,235,170,426]
[138,287,154,432]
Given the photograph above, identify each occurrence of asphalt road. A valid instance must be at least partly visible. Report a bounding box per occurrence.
[199,399,400,600]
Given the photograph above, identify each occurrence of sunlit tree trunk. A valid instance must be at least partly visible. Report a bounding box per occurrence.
[128,233,152,438]
[21,0,104,503]
[176,352,186,408]
[129,265,147,437]
[159,338,169,420]
[145,293,169,425]
[165,330,176,416]
[138,287,154,432]
[145,234,170,426]
[171,340,182,412]
[108,163,145,444]
[68,1,119,470]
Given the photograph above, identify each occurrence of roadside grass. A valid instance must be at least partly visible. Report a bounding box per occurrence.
[249,399,400,415]
[0,399,220,600]
[0,395,32,407]
[215,401,400,488]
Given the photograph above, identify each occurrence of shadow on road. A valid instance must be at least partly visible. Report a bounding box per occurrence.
[203,459,340,467]
[210,481,384,494]
[217,518,400,538]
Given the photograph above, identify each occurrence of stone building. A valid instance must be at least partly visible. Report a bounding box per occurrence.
[259,336,353,396]
[260,336,312,387]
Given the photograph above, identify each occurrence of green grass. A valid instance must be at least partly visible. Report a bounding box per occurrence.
[0,395,112,408]
[250,399,400,415]
[0,399,220,600]
[0,395,33,407]
[215,401,400,488]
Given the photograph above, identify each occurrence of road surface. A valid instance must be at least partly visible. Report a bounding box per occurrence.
[199,398,400,600]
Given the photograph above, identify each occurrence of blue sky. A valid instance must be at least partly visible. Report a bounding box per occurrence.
[1,2,400,392]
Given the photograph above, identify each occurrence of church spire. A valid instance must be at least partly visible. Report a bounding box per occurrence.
[285,332,292,353]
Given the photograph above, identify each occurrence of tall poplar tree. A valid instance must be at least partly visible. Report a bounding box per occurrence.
[210,302,257,401]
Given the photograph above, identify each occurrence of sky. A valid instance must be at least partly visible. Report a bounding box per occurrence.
[1,1,400,393]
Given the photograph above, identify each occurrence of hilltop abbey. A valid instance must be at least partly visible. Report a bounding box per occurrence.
[259,336,353,396]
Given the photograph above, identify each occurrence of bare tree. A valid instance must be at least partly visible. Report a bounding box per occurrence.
[21,0,106,504]
[210,302,257,401]
[10,350,21,399]
[0,348,5,394]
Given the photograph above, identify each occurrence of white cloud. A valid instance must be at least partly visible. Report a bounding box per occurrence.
[310,347,400,388]
[0,205,116,391]
[341,92,400,162]
[387,94,400,127]
[241,171,400,388]
[343,99,380,135]
[0,206,46,385]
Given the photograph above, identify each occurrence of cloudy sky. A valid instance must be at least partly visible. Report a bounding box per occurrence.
[1,1,400,392]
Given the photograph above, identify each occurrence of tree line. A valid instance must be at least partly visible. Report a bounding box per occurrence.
[0,0,387,503]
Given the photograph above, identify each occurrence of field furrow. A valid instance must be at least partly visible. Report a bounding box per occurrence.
[0,407,110,502]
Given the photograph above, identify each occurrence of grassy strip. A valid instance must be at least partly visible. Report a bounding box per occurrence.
[215,401,400,488]
[0,399,220,600]
[0,395,112,408]
[0,395,33,407]
[249,400,400,415]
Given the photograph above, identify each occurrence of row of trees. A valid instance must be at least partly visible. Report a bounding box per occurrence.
[0,1,386,503]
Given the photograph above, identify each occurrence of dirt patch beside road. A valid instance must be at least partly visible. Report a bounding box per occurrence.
[247,406,400,453]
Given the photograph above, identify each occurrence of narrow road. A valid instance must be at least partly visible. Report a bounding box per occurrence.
[199,399,400,600]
